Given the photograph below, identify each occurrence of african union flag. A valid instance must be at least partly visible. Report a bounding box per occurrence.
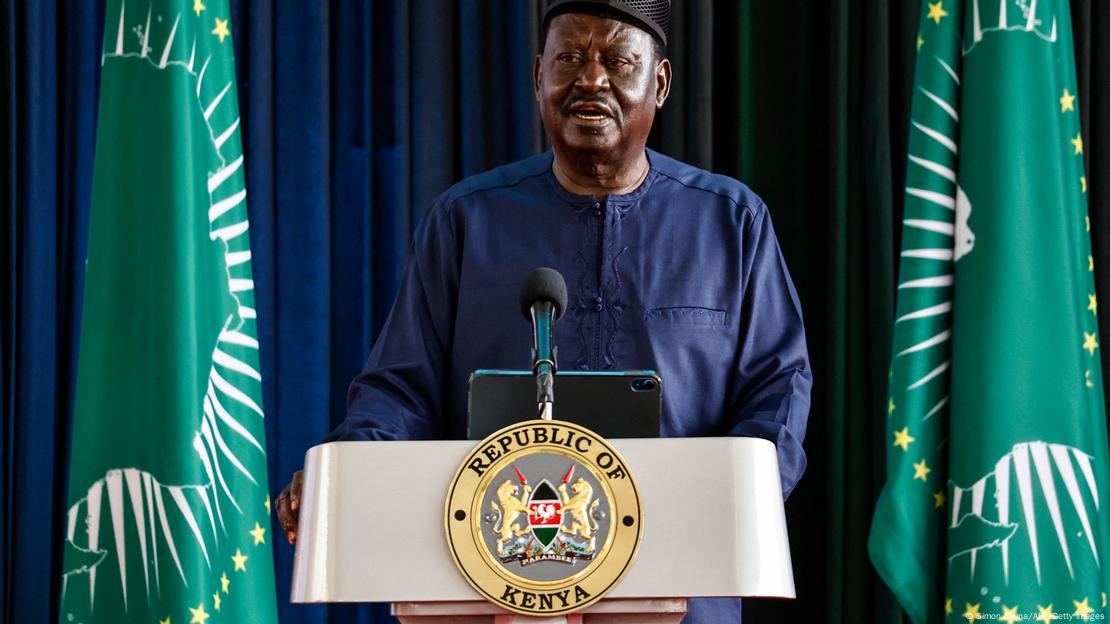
[869,1,1110,623]
[59,2,278,622]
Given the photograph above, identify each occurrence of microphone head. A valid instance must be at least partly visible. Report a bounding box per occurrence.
[519,267,568,321]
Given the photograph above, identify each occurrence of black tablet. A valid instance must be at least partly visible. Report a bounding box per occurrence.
[467,370,662,440]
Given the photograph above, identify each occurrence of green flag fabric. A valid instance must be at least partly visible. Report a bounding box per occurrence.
[869,1,1110,623]
[59,2,278,622]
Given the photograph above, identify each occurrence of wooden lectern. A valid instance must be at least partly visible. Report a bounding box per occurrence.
[290,437,795,623]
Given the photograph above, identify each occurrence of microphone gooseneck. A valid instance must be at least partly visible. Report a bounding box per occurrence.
[519,268,568,421]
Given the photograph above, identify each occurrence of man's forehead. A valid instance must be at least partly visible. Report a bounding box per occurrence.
[547,13,650,47]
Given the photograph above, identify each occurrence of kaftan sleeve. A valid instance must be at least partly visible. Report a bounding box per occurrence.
[324,202,460,441]
[725,203,812,498]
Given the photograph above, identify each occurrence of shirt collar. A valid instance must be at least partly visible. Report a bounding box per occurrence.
[544,149,660,206]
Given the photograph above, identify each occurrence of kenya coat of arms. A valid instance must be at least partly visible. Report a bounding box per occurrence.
[445,420,642,616]
[490,465,603,565]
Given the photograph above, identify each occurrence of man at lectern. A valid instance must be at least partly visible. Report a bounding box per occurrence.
[279,1,810,620]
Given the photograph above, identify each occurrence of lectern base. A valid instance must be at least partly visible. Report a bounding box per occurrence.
[392,598,687,624]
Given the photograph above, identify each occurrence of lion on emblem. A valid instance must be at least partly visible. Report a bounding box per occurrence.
[558,478,600,550]
[490,480,532,554]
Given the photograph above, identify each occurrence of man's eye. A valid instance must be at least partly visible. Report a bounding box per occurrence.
[607,58,630,69]
[558,54,582,64]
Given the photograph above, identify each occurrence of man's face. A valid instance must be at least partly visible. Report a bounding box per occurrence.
[535,13,671,160]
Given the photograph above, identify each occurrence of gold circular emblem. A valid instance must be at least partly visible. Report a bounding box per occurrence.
[445,419,643,616]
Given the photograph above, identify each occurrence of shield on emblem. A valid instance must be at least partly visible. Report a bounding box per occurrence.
[528,480,562,548]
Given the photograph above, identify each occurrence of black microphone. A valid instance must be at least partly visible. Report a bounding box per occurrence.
[518,267,568,420]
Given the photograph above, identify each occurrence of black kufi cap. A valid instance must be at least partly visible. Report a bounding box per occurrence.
[543,0,670,49]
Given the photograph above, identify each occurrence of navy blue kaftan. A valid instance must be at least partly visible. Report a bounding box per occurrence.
[325,149,811,623]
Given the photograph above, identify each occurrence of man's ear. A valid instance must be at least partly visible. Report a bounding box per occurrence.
[534,55,543,101]
[655,58,672,108]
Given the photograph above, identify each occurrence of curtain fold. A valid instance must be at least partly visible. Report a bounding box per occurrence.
[1073,0,1110,395]
[3,2,100,622]
[4,1,1108,623]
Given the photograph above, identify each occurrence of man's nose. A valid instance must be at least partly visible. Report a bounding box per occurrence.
[574,60,609,92]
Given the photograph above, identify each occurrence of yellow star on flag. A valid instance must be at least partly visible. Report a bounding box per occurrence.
[161,618,172,624]
[221,571,231,593]
[250,522,267,545]
[1090,255,1095,272]
[1081,175,1087,193]
[888,398,895,414]
[1060,88,1076,113]
[1103,591,1107,607]
[193,0,205,16]
[933,490,946,508]
[945,598,953,615]
[232,548,248,572]
[1073,133,1084,155]
[1083,332,1099,356]
[189,602,210,624]
[893,427,915,451]
[917,34,924,50]
[1087,370,1095,388]
[1074,597,1094,619]
[1089,294,1098,315]
[1036,604,1058,622]
[927,1,948,24]
[1086,215,1090,232]
[913,459,931,481]
[212,17,231,43]
[212,592,222,612]
[265,496,271,514]
[1000,605,1021,624]
[963,602,980,623]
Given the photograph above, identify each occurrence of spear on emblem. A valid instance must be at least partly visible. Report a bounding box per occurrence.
[514,465,531,502]
[562,465,574,485]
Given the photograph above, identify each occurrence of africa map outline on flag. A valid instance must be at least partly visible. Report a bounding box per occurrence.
[61,1,270,618]
[947,441,1102,584]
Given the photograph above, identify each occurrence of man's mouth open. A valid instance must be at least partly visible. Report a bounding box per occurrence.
[568,103,614,125]
[573,111,607,121]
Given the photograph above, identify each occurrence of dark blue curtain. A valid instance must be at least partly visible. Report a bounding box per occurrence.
[231,2,544,621]
[3,1,103,622]
[6,1,1110,623]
